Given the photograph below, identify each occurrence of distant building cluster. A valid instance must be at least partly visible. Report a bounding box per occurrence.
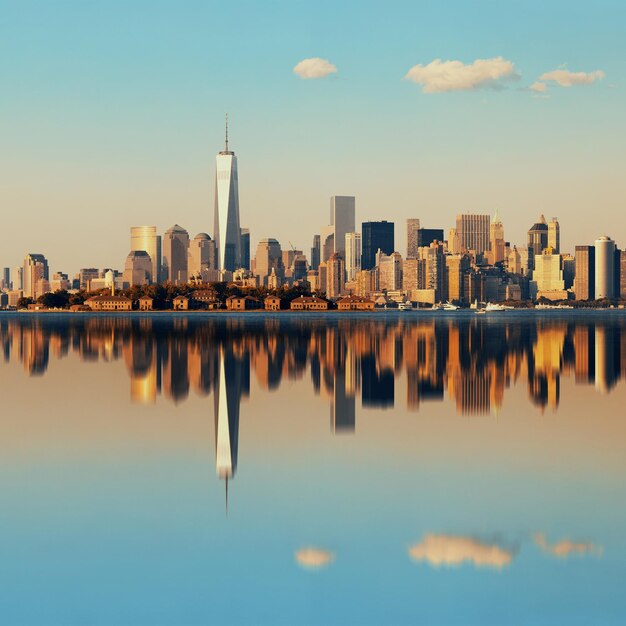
[2,120,626,309]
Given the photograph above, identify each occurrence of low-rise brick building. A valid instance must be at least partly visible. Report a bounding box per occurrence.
[84,295,133,311]
[336,295,375,311]
[290,296,329,311]
[226,295,262,310]
[264,296,282,310]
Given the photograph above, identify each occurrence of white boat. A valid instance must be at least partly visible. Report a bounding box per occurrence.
[535,303,574,310]
[442,302,459,311]
[431,303,444,311]
[484,302,507,312]
[398,301,412,311]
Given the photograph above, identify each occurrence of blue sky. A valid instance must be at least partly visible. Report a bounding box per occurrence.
[1,0,625,272]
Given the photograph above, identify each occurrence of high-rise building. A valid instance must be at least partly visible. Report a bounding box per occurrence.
[456,214,490,253]
[361,221,394,270]
[130,226,162,284]
[446,255,470,303]
[448,228,460,254]
[417,228,445,248]
[406,218,420,258]
[326,253,345,298]
[402,258,419,293]
[254,238,284,285]
[533,248,565,293]
[240,228,250,270]
[311,235,321,270]
[418,242,446,302]
[345,232,361,281]
[23,254,49,299]
[2,268,9,290]
[620,250,626,300]
[163,225,189,284]
[79,268,99,290]
[330,196,355,257]
[123,251,152,286]
[489,210,505,264]
[320,225,335,263]
[13,266,23,291]
[595,236,616,299]
[188,233,217,280]
[214,117,242,271]
[527,215,549,272]
[377,252,403,291]
[548,217,560,254]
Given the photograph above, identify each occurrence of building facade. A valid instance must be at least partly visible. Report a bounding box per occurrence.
[130,226,162,284]
[162,225,189,284]
[361,221,394,270]
[456,214,490,254]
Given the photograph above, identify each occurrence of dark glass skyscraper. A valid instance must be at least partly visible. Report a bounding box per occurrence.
[361,221,394,270]
[417,228,444,248]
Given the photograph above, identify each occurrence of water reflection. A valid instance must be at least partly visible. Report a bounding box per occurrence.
[2,313,625,416]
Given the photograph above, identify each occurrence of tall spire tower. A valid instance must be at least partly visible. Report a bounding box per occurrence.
[214,114,241,272]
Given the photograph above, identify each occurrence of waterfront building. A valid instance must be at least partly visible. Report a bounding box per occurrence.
[130,226,161,284]
[254,238,284,286]
[562,255,576,289]
[548,217,560,253]
[290,296,329,310]
[163,225,189,284]
[123,251,152,286]
[446,255,470,303]
[406,218,420,258]
[23,253,49,299]
[574,245,595,300]
[172,295,189,310]
[330,196,356,257]
[527,215,549,272]
[13,266,23,291]
[533,248,565,298]
[595,236,616,299]
[188,233,217,281]
[327,253,345,299]
[377,252,403,292]
[456,214,490,254]
[84,295,132,311]
[489,210,505,264]
[310,234,321,270]
[240,228,250,270]
[345,232,361,281]
[336,295,375,310]
[362,221,394,270]
[214,117,242,271]
[264,296,282,310]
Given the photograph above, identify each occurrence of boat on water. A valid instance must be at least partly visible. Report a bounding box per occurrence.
[535,303,574,310]
[484,302,507,312]
[432,302,459,311]
[398,301,413,311]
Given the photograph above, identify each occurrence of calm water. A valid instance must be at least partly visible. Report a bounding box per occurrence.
[1,311,626,625]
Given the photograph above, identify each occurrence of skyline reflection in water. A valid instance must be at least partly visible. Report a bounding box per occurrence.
[1,311,626,625]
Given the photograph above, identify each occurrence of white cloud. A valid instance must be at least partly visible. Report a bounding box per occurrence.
[530,81,548,93]
[293,57,338,80]
[404,57,517,93]
[408,534,514,569]
[534,533,603,558]
[539,68,605,87]
[295,547,335,569]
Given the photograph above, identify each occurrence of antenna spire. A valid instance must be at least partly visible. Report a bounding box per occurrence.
[225,113,229,152]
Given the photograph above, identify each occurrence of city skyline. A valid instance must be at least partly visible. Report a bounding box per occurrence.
[2,1,625,271]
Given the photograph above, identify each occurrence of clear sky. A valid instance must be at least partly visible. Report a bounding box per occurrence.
[1,0,625,274]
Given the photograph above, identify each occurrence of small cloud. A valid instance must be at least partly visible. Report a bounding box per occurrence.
[295,547,335,569]
[539,68,605,87]
[404,57,518,93]
[534,533,603,558]
[293,57,337,80]
[530,81,548,93]
[408,533,514,569]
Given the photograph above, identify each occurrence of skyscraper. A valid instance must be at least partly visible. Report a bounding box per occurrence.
[254,238,284,285]
[595,236,616,299]
[377,252,403,291]
[23,254,49,299]
[456,214,490,253]
[406,218,420,258]
[574,246,595,300]
[417,228,444,248]
[489,210,505,264]
[123,251,152,286]
[330,196,355,257]
[2,268,9,290]
[163,225,189,284]
[310,234,321,270]
[240,228,250,270]
[188,233,217,280]
[130,226,161,284]
[326,253,345,298]
[361,221,394,270]
[345,232,361,281]
[548,217,560,253]
[527,215,549,272]
[214,116,242,272]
